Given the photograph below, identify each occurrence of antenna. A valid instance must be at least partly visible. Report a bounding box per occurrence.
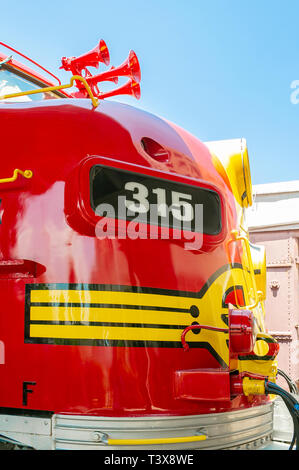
[0,42,61,85]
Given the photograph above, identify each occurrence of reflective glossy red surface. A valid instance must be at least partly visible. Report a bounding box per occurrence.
[0,95,269,417]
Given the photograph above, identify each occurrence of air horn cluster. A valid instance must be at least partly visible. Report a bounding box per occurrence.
[60,39,141,100]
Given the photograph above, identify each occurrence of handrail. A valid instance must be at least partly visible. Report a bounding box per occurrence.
[0,75,99,108]
[104,434,207,445]
[0,169,33,184]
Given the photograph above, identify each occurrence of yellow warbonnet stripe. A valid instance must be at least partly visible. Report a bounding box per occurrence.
[30,306,191,326]
[29,324,195,342]
[25,282,233,368]
[30,289,192,309]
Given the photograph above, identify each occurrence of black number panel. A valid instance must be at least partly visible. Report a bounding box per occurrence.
[90,166,221,235]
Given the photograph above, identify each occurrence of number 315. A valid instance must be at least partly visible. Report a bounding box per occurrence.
[124,181,194,222]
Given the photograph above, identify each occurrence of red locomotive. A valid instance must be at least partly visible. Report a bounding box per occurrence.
[0,39,296,450]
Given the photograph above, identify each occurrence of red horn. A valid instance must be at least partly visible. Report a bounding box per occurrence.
[60,39,110,74]
[106,66,119,84]
[86,50,141,87]
[99,79,141,100]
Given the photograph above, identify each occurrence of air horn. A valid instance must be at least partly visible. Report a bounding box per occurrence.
[61,41,141,101]
[98,79,141,100]
[60,39,110,76]
[85,50,141,87]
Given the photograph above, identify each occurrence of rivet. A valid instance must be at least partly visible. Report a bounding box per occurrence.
[91,432,102,442]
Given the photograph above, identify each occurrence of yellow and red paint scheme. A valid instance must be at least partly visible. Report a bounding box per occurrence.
[0,47,278,425]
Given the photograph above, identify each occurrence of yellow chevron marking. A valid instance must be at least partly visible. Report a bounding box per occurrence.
[29,324,201,342]
[30,289,191,309]
[30,306,190,326]
[27,269,251,367]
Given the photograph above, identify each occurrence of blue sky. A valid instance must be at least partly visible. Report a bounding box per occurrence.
[1,0,299,184]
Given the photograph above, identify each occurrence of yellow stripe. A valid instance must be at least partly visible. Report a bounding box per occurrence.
[30,306,191,326]
[107,435,206,445]
[30,290,193,309]
[29,324,201,342]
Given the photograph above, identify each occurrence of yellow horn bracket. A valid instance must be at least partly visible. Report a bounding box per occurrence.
[0,168,33,184]
[0,75,99,108]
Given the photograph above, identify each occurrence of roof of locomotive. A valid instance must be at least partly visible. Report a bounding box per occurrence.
[0,93,230,197]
